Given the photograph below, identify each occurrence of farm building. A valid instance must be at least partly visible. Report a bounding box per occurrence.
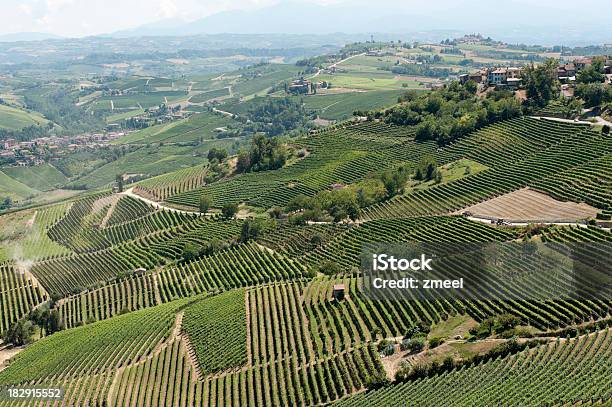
[332,284,346,301]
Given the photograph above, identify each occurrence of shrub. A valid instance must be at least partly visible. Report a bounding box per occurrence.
[428,336,444,348]
[365,372,390,390]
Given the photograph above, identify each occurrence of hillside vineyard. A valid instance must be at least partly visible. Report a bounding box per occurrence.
[1,35,611,407]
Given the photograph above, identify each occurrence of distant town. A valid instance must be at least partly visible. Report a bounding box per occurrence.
[0,131,127,167]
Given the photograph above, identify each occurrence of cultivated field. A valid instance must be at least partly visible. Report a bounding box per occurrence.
[457,187,600,221]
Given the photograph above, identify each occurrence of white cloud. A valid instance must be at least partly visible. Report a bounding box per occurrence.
[46,0,76,10]
[157,0,179,18]
[19,4,33,15]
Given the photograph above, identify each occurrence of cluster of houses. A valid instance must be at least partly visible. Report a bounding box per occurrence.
[557,57,612,83]
[287,78,333,95]
[0,131,127,166]
[459,67,523,89]
[460,56,612,89]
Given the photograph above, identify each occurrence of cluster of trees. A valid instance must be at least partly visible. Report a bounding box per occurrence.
[377,82,522,146]
[0,123,51,143]
[24,85,105,135]
[0,197,12,211]
[207,147,228,163]
[387,64,453,79]
[522,59,560,109]
[395,337,545,382]
[240,217,275,242]
[468,313,522,339]
[3,307,64,346]
[287,166,411,223]
[240,97,312,137]
[440,47,463,55]
[577,57,607,84]
[414,155,441,183]
[236,135,287,173]
[573,58,612,108]
[576,83,612,108]
[287,188,361,224]
[182,238,234,262]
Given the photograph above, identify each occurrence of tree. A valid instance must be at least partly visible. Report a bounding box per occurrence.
[562,98,583,119]
[365,373,390,390]
[115,174,124,193]
[235,136,287,173]
[221,203,238,219]
[318,261,342,275]
[380,166,410,197]
[46,310,64,335]
[0,197,12,211]
[464,79,477,94]
[577,59,605,84]
[522,59,560,108]
[240,218,271,242]
[576,83,612,108]
[236,150,251,173]
[414,155,438,182]
[198,195,211,214]
[3,320,35,346]
[207,148,228,162]
[182,242,200,262]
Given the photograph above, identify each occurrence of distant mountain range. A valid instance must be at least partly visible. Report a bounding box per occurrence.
[0,32,62,42]
[2,1,611,46]
[110,1,612,46]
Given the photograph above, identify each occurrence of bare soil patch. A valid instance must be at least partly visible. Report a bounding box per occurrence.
[0,344,23,372]
[456,188,599,221]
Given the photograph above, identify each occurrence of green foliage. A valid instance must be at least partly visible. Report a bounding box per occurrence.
[199,195,211,214]
[414,155,438,182]
[365,372,391,390]
[240,96,312,136]
[523,59,560,108]
[240,217,275,242]
[207,147,228,162]
[381,82,522,145]
[318,260,343,275]
[469,313,522,338]
[287,187,361,223]
[400,335,425,353]
[23,85,105,135]
[379,165,411,197]
[236,134,287,173]
[182,241,201,262]
[0,299,189,384]
[576,58,606,84]
[115,174,124,192]
[346,332,610,406]
[2,319,35,346]
[576,82,612,108]
[221,202,239,219]
[429,336,444,348]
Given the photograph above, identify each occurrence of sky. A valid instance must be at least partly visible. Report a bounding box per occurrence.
[0,0,607,38]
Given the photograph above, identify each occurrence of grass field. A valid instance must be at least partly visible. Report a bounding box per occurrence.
[0,104,50,130]
[72,139,236,188]
[300,90,405,120]
[316,73,416,91]
[0,171,38,201]
[1,164,68,191]
[113,112,234,145]
[105,108,145,123]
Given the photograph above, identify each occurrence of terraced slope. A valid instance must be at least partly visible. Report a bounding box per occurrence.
[0,264,47,334]
[364,125,610,220]
[332,330,612,407]
[166,122,431,209]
